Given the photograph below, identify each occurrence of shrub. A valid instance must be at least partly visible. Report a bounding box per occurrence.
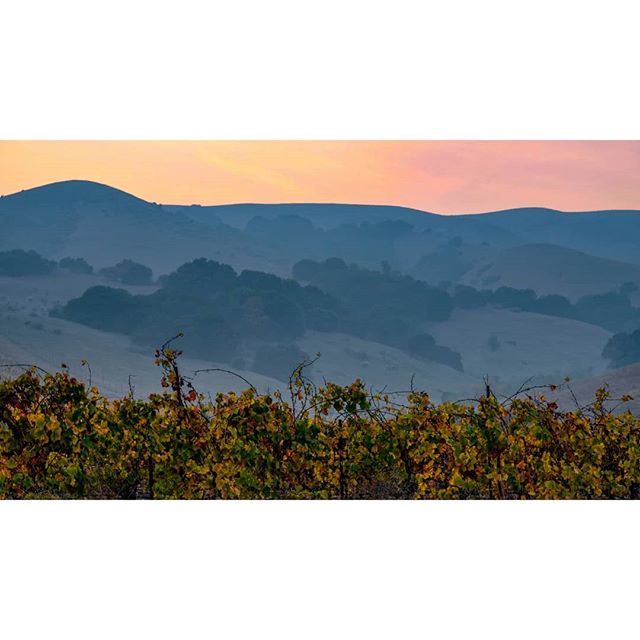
[59,256,94,274]
[620,282,639,297]
[54,286,142,334]
[452,285,490,309]
[603,329,640,368]
[492,286,537,310]
[100,259,153,286]
[292,258,321,282]
[0,249,56,277]
[407,333,463,371]
[575,292,637,332]
[533,294,574,318]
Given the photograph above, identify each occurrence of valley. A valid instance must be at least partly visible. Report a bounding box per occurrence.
[1,179,639,410]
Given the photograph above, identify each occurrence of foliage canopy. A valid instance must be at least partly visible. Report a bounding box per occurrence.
[1,345,638,499]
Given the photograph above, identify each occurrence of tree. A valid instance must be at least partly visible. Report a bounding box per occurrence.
[55,286,142,333]
[0,249,55,276]
[602,329,640,368]
[575,292,637,332]
[533,294,574,318]
[407,333,463,371]
[620,282,639,297]
[162,258,236,296]
[100,259,153,286]
[453,284,490,309]
[59,256,94,274]
[492,286,537,310]
[292,259,321,282]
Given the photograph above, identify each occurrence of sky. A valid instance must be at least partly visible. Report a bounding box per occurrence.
[0,140,638,213]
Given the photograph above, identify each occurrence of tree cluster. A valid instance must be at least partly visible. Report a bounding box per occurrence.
[56,259,338,376]
[99,259,153,286]
[292,258,461,367]
[0,249,56,277]
[452,284,640,332]
[603,329,640,368]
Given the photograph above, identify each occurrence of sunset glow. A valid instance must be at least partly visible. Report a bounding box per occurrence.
[0,140,638,213]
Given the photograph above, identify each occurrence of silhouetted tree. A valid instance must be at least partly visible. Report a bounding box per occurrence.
[100,259,153,286]
[0,249,55,276]
[59,256,94,274]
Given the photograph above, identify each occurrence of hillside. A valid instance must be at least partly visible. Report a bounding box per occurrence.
[174,202,640,267]
[0,271,284,398]
[458,244,640,299]
[474,207,640,265]
[173,202,437,231]
[0,270,476,402]
[4,181,640,284]
[1,180,639,406]
[0,180,285,276]
[0,267,615,405]
[551,362,640,414]
[425,306,611,390]
[296,330,477,402]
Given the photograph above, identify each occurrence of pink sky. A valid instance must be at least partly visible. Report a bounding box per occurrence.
[0,141,638,213]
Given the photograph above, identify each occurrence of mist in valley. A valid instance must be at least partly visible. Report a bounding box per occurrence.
[2,179,640,410]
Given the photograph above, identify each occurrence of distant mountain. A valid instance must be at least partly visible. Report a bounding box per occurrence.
[0,180,283,276]
[3,181,640,286]
[169,202,436,230]
[458,207,640,265]
[172,202,640,265]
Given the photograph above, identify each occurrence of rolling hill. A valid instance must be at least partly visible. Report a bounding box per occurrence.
[0,180,284,276]
[425,306,611,387]
[0,271,476,402]
[174,202,640,265]
[551,362,640,414]
[1,176,638,408]
[3,180,640,284]
[458,244,640,299]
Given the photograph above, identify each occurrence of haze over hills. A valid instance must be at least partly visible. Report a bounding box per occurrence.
[1,179,640,403]
[0,180,285,276]
[3,179,640,283]
[3,180,640,251]
[175,201,640,264]
[456,243,640,300]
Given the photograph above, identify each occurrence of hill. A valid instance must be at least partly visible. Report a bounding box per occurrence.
[0,265,615,404]
[0,270,284,398]
[4,181,640,286]
[551,362,640,414]
[0,270,473,402]
[457,244,640,300]
[174,202,640,264]
[0,180,284,276]
[172,201,436,231]
[424,306,611,391]
[474,207,640,264]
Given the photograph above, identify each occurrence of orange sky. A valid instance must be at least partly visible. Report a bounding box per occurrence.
[0,141,638,213]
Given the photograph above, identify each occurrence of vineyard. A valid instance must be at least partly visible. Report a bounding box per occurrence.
[1,337,639,499]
